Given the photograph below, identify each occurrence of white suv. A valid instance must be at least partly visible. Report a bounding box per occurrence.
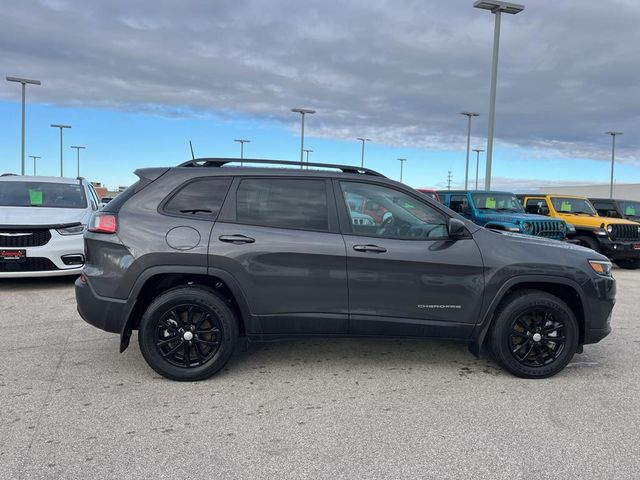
[0,175,100,277]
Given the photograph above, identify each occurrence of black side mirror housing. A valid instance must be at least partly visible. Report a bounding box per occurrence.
[607,210,620,218]
[448,218,468,239]
[539,206,550,215]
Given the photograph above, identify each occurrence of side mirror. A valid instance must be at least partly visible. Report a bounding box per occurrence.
[607,210,620,218]
[448,218,468,239]
[539,206,550,215]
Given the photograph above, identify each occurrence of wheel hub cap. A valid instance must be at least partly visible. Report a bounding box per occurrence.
[532,332,542,342]
[183,331,194,341]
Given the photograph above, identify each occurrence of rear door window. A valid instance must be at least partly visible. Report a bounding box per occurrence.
[163,177,232,218]
[236,178,329,231]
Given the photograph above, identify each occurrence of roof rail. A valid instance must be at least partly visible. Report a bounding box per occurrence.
[177,158,385,177]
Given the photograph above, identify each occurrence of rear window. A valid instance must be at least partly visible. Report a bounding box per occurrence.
[0,181,86,208]
[163,178,232,218]
[236,178,328,231]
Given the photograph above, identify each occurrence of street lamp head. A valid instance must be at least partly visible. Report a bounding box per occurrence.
[473,0,524,14]
[357,137,371,142]
[70,146,86,149]
[6,76,41,85]
[397,158,407,162]
[234,139,250,143]
[291,108,316,115]
[605,131,624,136]
[472,148,485,153]
[51,124,72,129]
[461,112,480,117]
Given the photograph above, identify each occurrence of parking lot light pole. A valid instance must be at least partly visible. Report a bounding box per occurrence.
[303,149,313,169]
[234,139,250,166]
[397,158,407,183]
[71,146,86,177]
[291,108,315,169]
[6,76,41,175]
[605,132,623,198]
[472,148,485,190]
[357,137,371,168]
[29,155,41,176]
[474,0,524,190]
[461,112,479,189]
[51,124,71,177]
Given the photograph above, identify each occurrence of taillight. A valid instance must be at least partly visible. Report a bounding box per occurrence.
[88,213,118,234]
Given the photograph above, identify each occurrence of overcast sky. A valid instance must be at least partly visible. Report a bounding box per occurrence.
[0,0,638,188]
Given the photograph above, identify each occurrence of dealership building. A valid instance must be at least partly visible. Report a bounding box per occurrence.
[533,183,640,201]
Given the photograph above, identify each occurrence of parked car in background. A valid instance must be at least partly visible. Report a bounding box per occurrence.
[76,158,615,381]
[589,198,640,223]
[416,188,441,202]
[438,190,571,240]
[0,176,100,277]
[99,196,114,209]
[522,194,640,269]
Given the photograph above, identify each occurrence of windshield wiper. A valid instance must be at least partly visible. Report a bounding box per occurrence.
[180,209,213,214]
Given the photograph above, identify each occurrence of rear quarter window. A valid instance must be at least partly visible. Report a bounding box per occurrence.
[163,177,232,218]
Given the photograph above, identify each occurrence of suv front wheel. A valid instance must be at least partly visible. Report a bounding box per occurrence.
[138,286,239,381]
[488,290,579,379]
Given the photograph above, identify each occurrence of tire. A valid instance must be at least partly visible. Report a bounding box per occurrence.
[138,286,239,381]
[488,290,579,379]
[614,259,640,270]
[574,235,601,253]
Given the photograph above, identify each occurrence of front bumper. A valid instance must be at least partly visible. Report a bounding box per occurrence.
[0,230,85,278]
[598,238,640,260]
[582,274,616,345]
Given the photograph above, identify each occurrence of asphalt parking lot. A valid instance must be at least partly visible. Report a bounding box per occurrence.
[1,270,639,480]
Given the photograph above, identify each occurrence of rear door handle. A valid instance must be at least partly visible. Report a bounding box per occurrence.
[218,234,255,244]
[353,244,387,253]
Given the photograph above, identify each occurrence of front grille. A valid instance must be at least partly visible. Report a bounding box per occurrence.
[0,257,59,272]
[0,229,51,247]
[531,220,565,239]
[610,224,640,241]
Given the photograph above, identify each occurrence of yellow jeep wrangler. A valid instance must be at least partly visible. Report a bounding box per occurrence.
[522,194,640,269]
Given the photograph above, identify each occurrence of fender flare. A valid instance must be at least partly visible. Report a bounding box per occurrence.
[468,274,587,358]
[118,265,252,352]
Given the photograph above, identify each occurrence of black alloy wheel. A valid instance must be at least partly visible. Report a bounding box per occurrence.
[488,289,579,379]
[155,304,222,368]
[509,308,566,368]
[138,286,239,381]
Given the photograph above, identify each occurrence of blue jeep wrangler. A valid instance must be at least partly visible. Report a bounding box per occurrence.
[438,190,571,240]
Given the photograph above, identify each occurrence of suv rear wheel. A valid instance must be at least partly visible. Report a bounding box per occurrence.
[138,286,239,381]
[488,290,579,379]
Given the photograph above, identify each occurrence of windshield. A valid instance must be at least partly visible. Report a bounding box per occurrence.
[619,200,640,218]
[471,193,523,212]
[0,181,87,209]
[550,197,596,215]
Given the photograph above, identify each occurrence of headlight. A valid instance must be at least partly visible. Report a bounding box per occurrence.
[56,224,85,235]
[589,260,612,277]
[606,225,613,234]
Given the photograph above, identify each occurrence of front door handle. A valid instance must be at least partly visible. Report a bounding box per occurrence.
[353,244,387,253]
[218,234,255,244]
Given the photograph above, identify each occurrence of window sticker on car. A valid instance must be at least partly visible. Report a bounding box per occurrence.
[485,197,496,208]
[29,189,43,205]
[560,201,572,212]
[625,206,636,216]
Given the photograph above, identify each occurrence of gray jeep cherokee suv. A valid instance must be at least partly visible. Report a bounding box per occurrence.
[75,158,615,381]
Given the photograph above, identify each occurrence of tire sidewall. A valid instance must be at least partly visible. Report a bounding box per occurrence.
[138,287,238,381]
[490,292,578,379]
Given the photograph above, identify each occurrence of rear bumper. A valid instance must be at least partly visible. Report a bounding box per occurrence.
[75,276,127,334]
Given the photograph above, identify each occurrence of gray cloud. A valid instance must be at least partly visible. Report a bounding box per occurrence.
[1,0,639,163]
